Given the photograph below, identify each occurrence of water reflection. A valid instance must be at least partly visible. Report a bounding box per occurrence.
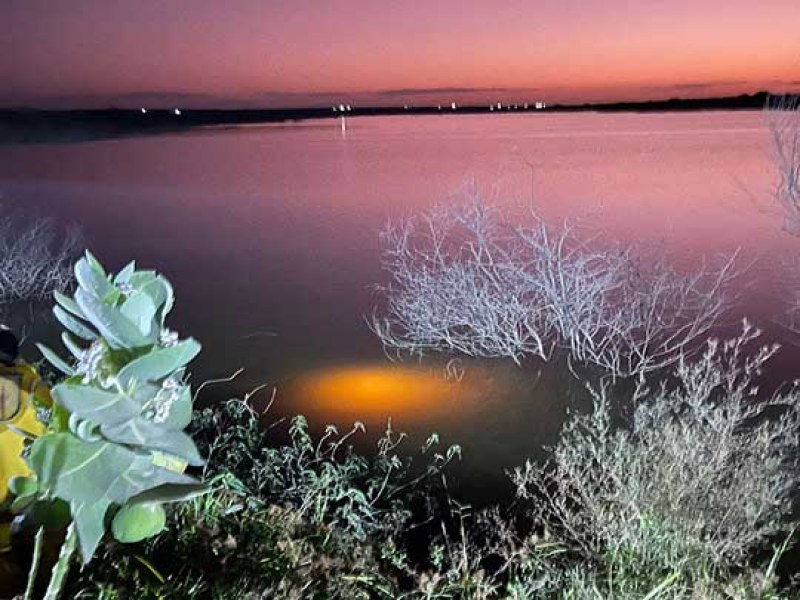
[1,111,795,479]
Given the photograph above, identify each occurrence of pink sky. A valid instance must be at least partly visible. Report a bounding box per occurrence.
[2,0,799,108]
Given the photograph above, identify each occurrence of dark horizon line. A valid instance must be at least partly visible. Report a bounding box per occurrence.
[0,91,791,145]
[0,89,794,114]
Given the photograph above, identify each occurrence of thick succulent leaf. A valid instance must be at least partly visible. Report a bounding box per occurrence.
[114,261,137,285]
[120,292,157,338]
[8,475,38,498]
[10,494,36,514]
[76,288,153,349]
[71,417,103,442]
[163,386,193,429]
[117,339,201,386]
[54,291,85,319]
[100,419,204,466]
[83,251,107,276]
[75,256,116,302]
[36,344,75,376]
[29,433,196,506]
[72,499,111,564]
[61,332,85,360]
[52,383,140,426]
[111,502,166,543]
[141,278,175,322]
[128,271,158,289]
[128,482,209,504]
[54,306,96,341]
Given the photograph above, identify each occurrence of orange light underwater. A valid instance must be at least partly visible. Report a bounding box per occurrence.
[286,364,491,423]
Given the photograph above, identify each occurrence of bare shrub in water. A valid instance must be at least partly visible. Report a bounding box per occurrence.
[511,322,800,593]
[373,199,557,363]
[372,196,737,380]
[0,210,80,314]
[766,95,800,235]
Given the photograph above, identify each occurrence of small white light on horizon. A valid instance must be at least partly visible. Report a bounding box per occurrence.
[140,108,147,114]
[339,104,346,112]
[496,102,502,110]
[173,108,181,115]
[451,102,457,110]
[345,104,352,111]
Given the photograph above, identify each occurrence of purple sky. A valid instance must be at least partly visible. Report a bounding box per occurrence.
[2,0,799,108]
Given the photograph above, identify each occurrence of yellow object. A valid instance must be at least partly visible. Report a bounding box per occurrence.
[0,362,51,504]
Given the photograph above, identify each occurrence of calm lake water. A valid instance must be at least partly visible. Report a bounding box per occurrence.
[1,111,796,490]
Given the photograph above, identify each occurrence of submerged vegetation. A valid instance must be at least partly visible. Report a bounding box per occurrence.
[0,210,79,322]
[5,246,799,597]
[1,96,800,598]
[371,193,738,383]
[60,329,800,599]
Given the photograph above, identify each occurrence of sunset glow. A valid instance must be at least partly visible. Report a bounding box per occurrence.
[2,0,798,109]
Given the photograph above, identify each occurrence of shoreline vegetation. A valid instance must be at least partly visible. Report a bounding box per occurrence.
[0,91,777,144]
[1,97,800,598]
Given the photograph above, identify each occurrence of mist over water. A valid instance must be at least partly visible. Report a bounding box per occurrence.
[0,111,795,489]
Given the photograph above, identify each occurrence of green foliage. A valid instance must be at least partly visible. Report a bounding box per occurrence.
[111,503,167,543]
[510,325,800,598]
[194,398,459,540]
[19,252,206,565]
[30,258,798,599]
[67,396,461,599]
[63,385,800,599]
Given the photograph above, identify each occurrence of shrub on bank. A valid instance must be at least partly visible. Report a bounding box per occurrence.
[2,253,799,599]
[67,328,800,598]
[511,322,800,598]
[68,397,460,599]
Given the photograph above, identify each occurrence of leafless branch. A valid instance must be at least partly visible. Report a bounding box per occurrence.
[372,195,737,381]
[371,195,556,364]
[0,209,81,315]
[765,94,800,235]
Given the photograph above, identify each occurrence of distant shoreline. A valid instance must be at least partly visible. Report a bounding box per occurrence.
[0,91,780,144]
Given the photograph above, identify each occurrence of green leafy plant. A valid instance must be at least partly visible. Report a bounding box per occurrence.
[67,395,462,599]
[12,252,206,598]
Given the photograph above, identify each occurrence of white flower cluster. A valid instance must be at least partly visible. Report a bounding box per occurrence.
[159,328,179,348]
[75,340,115,388]
[141,376,183,424]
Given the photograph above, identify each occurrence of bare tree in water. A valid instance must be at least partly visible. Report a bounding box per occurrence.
[765,96,800,337]
[371,193,737,382]
[0,209,80,321]
[766,95,800,235]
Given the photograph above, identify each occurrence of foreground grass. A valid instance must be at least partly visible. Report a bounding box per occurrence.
[62,329,800,599]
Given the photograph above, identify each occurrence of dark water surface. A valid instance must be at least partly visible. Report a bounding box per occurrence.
[1,111,796,489]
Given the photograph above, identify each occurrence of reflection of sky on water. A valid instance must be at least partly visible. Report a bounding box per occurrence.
[1,112,796,482]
